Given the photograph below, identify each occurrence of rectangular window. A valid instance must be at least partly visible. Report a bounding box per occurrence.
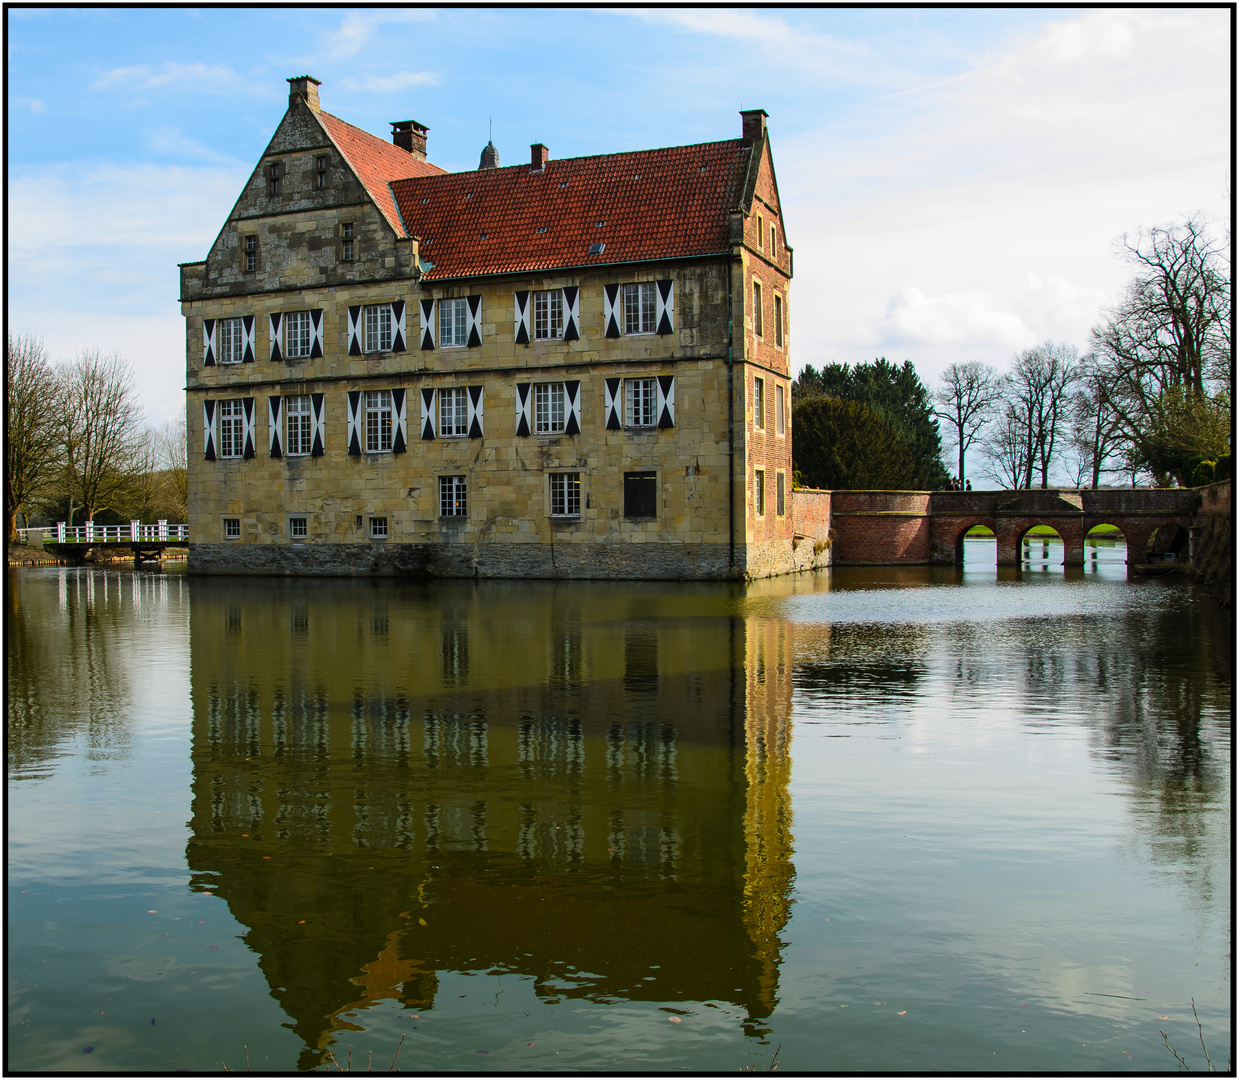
[364,390,393,452]
[550,472,581,518]
[440,475,467,517]
[218,399,245,458]
[315,155,328,190]
[776,384,786,435]
[284,311,313,358]
[753,281,763,338]
[218,318,244,365]
[624,471,657,519]
[623,282,656,335]
[534,382,566,434]
[774,295,784,348]
[341,223,354,261]
[364,304,393,353]
[776,472,786,517]
[438,387,468,437]
[289,516,308,538]
[624,377,657,428]
[224,518,240,539]
[754,378,765,430]
[771,224,777,257]
[285,395,312,456]
[266,163,281,197]
[244,235,257,272]
[757,214,764,252]
[369,516,388,539]
[439,297,468,347]
[533,289,564,340]
[755,469,765,516]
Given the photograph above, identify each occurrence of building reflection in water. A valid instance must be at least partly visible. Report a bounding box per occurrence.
[186,579,794,1067]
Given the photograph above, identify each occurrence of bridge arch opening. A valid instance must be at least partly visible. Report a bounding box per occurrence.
[1085,524,1126,573]
[957,524,995,566]
[1019,525,1064,571]
[1145,523,1190,565]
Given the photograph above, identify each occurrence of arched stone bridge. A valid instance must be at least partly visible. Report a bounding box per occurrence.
[823,488,1196,567]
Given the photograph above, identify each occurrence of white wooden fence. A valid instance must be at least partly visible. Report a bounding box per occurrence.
[16,522,189,544]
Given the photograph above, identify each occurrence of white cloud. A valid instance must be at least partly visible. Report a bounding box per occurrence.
[882,287,1035,349]
[323,11,436,59]
[338,71,439,95]
[91,61,267,99]
[145,126,246,166]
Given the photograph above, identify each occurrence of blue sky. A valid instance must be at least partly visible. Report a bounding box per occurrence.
[8,7,1230,426]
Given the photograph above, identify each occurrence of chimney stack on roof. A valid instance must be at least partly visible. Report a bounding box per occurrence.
[530,143,550,171]
[391,120,430,160]
[740,109,768,144]
[288,75,322,114]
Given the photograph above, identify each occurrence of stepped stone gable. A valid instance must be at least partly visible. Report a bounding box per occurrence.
[181,77,812,580]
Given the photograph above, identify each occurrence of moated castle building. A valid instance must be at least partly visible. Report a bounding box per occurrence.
[181,76,826,578]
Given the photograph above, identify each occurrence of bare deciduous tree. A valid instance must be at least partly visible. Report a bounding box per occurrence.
[151,414,188,521]
[934,360,1000,486]
[6,333,64,538]
[981,403,1032,490]
[59,349,146,525]
[1003,342,1079,488]
[1065,353,1129,488]
[1090,215,1232,484]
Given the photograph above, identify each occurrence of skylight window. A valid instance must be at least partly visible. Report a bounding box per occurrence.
[589,242,605,255]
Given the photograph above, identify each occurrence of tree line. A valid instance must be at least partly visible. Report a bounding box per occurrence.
[794,214,1231,491]
[6,335,186,539]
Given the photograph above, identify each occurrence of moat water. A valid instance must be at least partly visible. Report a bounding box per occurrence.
[7,538,1232,1072]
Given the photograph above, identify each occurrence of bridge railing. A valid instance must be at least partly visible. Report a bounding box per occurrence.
[45,521,189,544]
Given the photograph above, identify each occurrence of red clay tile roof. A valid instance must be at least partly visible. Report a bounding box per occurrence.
[389,140,751,280]
[319,110,445,236]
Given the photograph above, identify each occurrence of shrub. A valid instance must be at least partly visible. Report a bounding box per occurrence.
[1191,460,1216,487]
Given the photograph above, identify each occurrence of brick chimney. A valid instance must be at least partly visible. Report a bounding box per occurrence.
[530,143,550,171]
[740,109,768,143]
[391,120,429,160]
[287,76,321,114]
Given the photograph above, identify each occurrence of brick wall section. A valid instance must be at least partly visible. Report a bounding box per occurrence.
[829,491,932,564]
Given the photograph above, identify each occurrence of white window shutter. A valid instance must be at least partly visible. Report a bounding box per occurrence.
[242,397,256,458]
[515,383,532,436]
[202,319,217,366]
[563,286,580,341]
[656,280,675,335]
[347,306,362,355]
[603,284,621,338]
[466,295,483,348]
[420,388,437,440]
[564,380,581,435]
[392,388,407,452]
[203,399,217,459]
[269,396,283,458]
[514,291,531,345]
[310,310,324,358]
[242,316,256,363]
[603,378,622,430]
[347,391,362,454]
[391,301,407,352]
[269,313,283,362]
[657,375,676,428]
[420,299,436,350]
[467,385,484,437]
[311,393,325,457]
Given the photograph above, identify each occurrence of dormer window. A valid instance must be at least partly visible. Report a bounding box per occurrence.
[266,162,282,197]
[315,155,328,190]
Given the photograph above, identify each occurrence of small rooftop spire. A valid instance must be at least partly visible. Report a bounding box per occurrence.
[479,140,500,170]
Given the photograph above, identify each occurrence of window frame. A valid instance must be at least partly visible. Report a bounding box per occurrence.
[439,297,468,348]
[623,470,658,520]
[774,294,784,349]
[315,155,328,191]
[266,162,281,197]
[364,389,394,453]
[217,399,245,458]
[624,377,658,429]
[223,517,241,540]
[753,377,765,431]
[438,386,469,438]
[549,472,582,518]
[439,475,468,518]
[244,235,257,273]
[770,224,777,258]
[283,310,313,359]
[285,394,313,457]
[341,222,355,262]
[288,515,309,539]
[534,381,566,435]
[369,516,388,540]
[775,384,786,436]
[217,317,244,366]
[533,289,565,341]
[364,304,393,354]
[753,280,764,339]
[755,469,766,517]
[757,213,765,252]
[776,472,786,517]
[622,282,656,336]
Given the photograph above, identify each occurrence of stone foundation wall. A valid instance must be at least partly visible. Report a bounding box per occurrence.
[1190,480,1231,607]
